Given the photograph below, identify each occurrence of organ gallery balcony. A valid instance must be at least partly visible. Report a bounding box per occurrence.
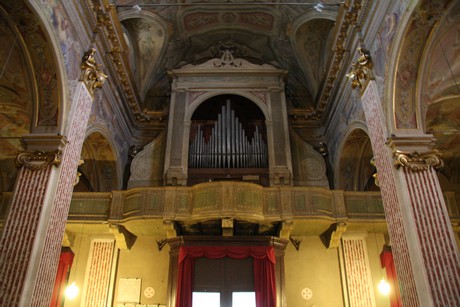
[3,182,459,239]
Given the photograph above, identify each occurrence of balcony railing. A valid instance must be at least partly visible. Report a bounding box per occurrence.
[1,182,459,228]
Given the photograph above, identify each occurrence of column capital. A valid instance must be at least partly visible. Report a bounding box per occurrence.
[16,135,68,171]
[385,134,443,171]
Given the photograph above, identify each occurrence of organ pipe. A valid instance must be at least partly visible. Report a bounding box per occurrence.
[189,100,268,168]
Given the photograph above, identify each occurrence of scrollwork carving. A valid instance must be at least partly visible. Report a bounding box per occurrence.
[393,150,443,172]
[16,151,62,171]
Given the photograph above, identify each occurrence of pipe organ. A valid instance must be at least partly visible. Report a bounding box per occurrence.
[189,100,268,169]
[165,56,292,186]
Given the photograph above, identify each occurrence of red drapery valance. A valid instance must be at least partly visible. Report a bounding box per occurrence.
[176,245,276,307]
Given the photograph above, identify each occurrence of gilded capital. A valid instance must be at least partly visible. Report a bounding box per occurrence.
[392,149,443,172]
[81,47,107,95]
[16,150,62,171]
[346,47,373,90]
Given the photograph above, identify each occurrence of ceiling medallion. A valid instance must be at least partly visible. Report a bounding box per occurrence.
[16,150,62,171]
[392,149,443,172]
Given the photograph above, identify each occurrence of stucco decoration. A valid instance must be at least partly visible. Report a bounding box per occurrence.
[128,133,165,188]
[290,131,328,187]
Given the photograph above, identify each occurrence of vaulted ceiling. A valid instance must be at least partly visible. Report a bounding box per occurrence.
[113,0,345,122]
[0,0,459,195]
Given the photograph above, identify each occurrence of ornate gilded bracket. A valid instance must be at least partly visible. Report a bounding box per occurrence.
[16,150,62,171]
[392,149,443,171]
[81,47,107,95]
[346,47,373,90]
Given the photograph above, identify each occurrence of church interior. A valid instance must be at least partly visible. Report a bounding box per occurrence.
[0,0,459,306]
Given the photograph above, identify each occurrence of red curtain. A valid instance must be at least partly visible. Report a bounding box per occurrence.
[175,246,276,307]
[50,250,74,307]
[381,248,402,307]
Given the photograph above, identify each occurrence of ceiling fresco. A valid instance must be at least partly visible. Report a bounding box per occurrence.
[115,0,342,114]
[0,17,32,159]
[0,0,458,195]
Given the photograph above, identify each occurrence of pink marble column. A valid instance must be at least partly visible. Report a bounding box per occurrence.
[0,149,60,305]
[0,48,106,306]
[362,81,460,306]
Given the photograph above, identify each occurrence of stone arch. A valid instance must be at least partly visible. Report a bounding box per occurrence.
[0,1,68,191]
[186,91,270,122]
[416,1,460,190]
[335,124,377,191]
[386,0,453,133]
[12,1,68,133]
[76,128,121,192]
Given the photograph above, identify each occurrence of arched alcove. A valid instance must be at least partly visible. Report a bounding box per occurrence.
[0,1,68,192]
[417,1,460,193]
[187,94,269,186]
[336,128,378,191]
[75,132,119,192]
[0,16,33,192]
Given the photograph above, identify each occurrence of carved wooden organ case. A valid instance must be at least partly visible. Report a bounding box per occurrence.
[164,56,292,186]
